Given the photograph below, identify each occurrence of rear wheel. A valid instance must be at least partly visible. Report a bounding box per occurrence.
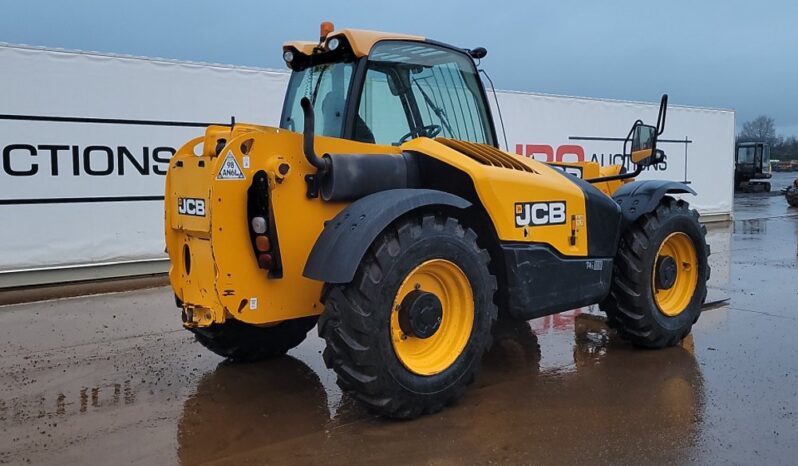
[190,317,317,362]
[319,213,497,419]
[601,197,709,348]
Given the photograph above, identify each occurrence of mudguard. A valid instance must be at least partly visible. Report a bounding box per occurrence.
[303,189,471,284]
[612,180,696,226]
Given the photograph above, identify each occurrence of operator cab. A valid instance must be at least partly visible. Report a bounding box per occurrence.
[281,22,672,188]
[735,141,772,191]
[280,26,498,148]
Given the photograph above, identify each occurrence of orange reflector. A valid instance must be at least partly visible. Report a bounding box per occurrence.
[320,21,335,40]
[258,254,273,269]
[255,235,271,252]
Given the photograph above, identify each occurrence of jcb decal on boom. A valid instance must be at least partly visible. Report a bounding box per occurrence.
[515,201,567,227]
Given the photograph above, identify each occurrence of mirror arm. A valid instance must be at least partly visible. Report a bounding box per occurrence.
[587,94,669,184]
[585,164,642,184]
[656,94,668,136]
[585,120,643,184]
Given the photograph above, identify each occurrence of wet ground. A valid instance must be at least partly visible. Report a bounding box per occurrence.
[1,179,797,465]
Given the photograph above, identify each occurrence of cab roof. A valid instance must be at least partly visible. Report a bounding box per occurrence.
[283,28,425,58]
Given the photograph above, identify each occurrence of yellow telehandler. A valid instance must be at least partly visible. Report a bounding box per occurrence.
[165,23,709,419]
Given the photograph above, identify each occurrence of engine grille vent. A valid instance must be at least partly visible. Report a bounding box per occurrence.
[435,138,536,173]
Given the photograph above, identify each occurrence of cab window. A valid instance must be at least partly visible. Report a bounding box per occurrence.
[357,68,410,144]
[282,62,354,137]
[356,41,494,146]
[737,145,755,164]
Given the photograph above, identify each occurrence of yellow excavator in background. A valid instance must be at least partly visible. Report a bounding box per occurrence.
[164,23,709,419]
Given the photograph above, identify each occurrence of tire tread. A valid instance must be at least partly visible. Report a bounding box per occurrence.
[601,197,709,348]
[319,212,497,419]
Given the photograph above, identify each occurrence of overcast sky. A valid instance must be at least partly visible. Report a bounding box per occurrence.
[2,0,797,136]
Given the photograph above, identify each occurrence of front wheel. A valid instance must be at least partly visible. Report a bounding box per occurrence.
[601,197,710,348]
[319,212,497,419]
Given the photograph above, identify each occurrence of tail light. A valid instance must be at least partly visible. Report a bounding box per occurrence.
[247,171,283,278]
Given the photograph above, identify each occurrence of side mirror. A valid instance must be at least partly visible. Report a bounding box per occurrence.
[625,94,668,167]
[630,123,657,165]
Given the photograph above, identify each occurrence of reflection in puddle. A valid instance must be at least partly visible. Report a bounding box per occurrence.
[176,314,705,464]
[2,380,137,424]
[478,319,541,385]
[178,357,335,465]
[734,218,767,235]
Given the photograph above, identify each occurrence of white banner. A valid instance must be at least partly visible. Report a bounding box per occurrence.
[0,44,734,280]
[0,45,289,274]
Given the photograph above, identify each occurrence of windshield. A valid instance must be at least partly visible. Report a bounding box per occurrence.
[358,41,495,146]
[737,145,756,164]
[279,41,495,147]
[281,62,354,137]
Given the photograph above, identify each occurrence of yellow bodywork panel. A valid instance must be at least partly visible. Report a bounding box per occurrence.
[595,164,631,195]
[403,138,589,256]
[548,161,630,196]
[167,130,616,327]
[282,40,317,55]
[332,29,424,57]
[284,28,425,58]
[166,126,401,326]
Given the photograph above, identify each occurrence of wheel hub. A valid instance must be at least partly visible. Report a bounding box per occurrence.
[655,255,678,290]
[390,259,474,376]
[652,232,699,317]
[398,290,443,339]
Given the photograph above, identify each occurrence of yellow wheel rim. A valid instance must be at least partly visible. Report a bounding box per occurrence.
[391,259,474,376]
[653,232,698,317]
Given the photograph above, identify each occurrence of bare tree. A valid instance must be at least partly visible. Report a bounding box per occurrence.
[738,115,779,145]
[772,135,798,161]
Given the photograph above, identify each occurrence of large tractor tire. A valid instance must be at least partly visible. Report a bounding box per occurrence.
[786,187,798,207]
[190,317,317,362]
[601,197,709,348]
[319,212,497,419]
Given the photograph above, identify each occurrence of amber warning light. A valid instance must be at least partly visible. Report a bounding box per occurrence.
[320,21,335,41]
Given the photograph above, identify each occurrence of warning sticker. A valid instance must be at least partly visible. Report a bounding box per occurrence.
[217,152,245,180]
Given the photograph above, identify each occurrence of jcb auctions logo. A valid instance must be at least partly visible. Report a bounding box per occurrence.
[515,201,566,227]
[178,198,205,217]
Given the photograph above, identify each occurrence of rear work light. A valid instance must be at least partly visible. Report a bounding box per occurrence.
[247,171,283,278]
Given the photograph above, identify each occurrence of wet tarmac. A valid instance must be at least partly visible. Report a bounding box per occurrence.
[1,181,797,465]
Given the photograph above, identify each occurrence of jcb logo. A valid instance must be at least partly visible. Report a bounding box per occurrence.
[515,201,566,227]
[178,198,205,217]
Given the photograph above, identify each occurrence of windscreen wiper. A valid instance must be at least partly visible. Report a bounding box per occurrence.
[309,65,329,104]
[412,78,454,136]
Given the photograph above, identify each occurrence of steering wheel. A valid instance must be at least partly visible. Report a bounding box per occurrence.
[398,124,442,144]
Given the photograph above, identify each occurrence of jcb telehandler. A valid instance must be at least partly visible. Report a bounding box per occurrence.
[165,24,710,419]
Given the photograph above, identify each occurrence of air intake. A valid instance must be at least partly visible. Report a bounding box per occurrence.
[436,138,536,173]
